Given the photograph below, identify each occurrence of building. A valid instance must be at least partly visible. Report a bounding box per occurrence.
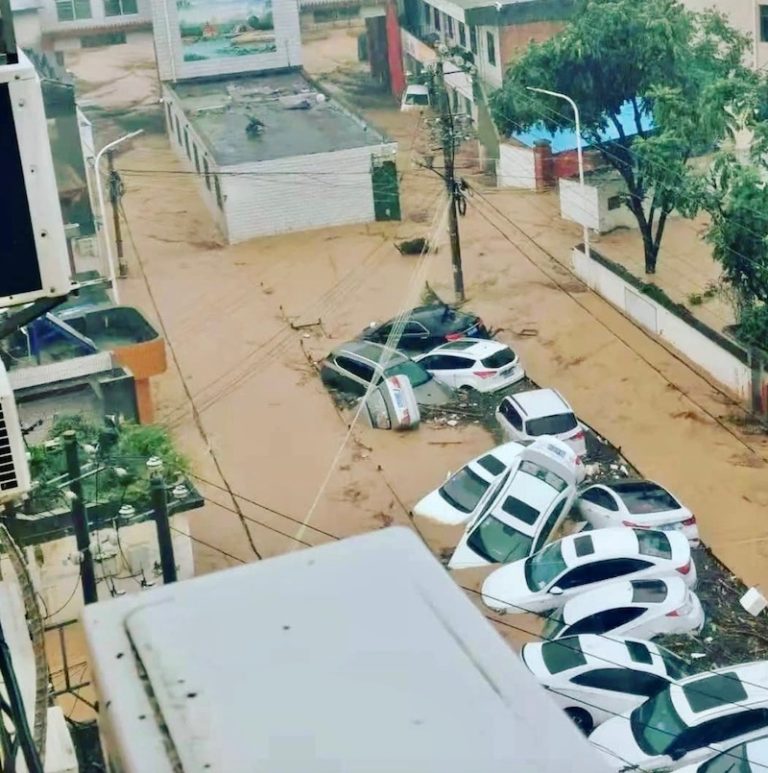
[162,70,400,241]
[152,0,400,242]
[10,0,152,54]
[84,527,611,772]
[680,0,768,70]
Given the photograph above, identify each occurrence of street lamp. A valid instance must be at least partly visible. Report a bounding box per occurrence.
[94,130,143,304]
[527,87,591,262]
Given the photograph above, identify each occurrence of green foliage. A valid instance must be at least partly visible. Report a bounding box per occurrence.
[27,416,188,514]
[738,303,768,349]
[688,293,703,306]
[492,0,758,273]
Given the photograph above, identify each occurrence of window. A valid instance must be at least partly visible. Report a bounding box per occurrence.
[183,127,191,160]
[486,31,496,66]
[336,355,375,383]
[699,741,750,773]
[104,0,137,15]
[439,467,490,514]
[607,195,622,211]
[534,498,568,552]
[423,3,431,26]
[452,88,460,113]
[55,0,92,21]
[467,515,533,564]
[469,25,477,54]
[477,454,506,476]
[540,639,586,675]
[571,668,669,698]
[174,115,182,147]
[434,9,441,30]
[525,412,578,436]
[612,481,680,515]
[465,96,472,116]
[203,157,211,191]
[761,6,768,42]
[214,175,223,209]
[501,495,539,525]
[631,579,668,604]
[54,51,65,67]
[626,640,653,666]
[193,144,200,174]
[525,541,567,590]
[519,460,568,492]
[631,688,689,756]
[683,674,748,714]
[557,558,652,590]
[165,103,172,130]
[635,530,672,559]
[446,15,453,37]
[579,487,619,511]
[458,21,466,47]
[499,399,523,430]
[564,607,645,637]
[670,711,768,761]
[403,321,428,337]
[420,354,472,370]
[481,348,514,369]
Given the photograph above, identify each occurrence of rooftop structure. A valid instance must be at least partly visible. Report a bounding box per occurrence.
[172,70,387,167]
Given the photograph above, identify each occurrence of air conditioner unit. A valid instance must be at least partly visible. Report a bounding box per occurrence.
[0,361,31,504]
[0,50,75,308]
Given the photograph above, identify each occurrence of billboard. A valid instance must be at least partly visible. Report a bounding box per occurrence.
[176,0,276,63]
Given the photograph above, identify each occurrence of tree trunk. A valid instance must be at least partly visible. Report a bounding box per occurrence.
[639,220,657,274]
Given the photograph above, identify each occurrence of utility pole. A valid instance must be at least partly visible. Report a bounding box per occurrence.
[426,57,469,303]
[63,431,98,605]
[107,151,127,278]
[150,474,177,584]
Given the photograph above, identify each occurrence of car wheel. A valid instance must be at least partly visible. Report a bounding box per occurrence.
[565,708,593,735]
[458,385,478,402]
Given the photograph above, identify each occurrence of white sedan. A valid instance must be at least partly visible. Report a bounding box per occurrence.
[481,527,696,615]
[522,635,688,735]
[412,441,528,526]
[575,479,699,544]
[541,577,705,641]
[414,339,525,394]
[449,437,581,569]
[676,736,768,772]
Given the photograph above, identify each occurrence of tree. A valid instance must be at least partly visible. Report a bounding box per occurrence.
[490,0,756,273]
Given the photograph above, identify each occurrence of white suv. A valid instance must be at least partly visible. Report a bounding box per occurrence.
[496,388,586,457]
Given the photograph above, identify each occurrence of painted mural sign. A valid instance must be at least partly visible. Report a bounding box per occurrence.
[176,0,276,62]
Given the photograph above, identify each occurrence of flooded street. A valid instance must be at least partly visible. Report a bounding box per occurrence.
[64,24,768,670]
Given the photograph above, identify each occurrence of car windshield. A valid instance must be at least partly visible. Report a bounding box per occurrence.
[699,743,751,773]
[384,360,431,387]
[631,688,688,756]
[541,609,566,640]
[524,541,567,591]
[405,91,429,105]
[438,467,490,514]
[482,348,515,369]
[539,639,586,674]
[466,515,534,564]
[526,413,578,436]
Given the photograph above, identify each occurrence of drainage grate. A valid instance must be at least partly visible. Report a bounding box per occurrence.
[0,400,18,491]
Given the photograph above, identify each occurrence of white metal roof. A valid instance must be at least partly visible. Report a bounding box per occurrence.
[83,528,610,773]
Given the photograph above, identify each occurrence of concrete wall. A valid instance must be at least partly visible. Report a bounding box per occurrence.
[559,175,638,233]
[37,0,151,36]
[222,144,397,242]
[12,8,43,47]
[571,246,761,400]
[497,18,564,67]
[475,24,502,88]
[497,142,536,188]
[150,0,302,83]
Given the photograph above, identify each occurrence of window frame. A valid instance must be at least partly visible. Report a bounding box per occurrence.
[761,5,768,43]
[486,30,496,66]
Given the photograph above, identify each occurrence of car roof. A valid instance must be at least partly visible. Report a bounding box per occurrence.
[334,341,409,366]
[559,527,642,566]
[490,473,561,536]
[507,389,572,418]
[431,339,508,358]
[561,577,687,625]
[468,442,526,480]
[405,84,429,95]
[671,662,768,724]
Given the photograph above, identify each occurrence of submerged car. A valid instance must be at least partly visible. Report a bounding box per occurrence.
[496,388,587,457]
[575,479,699,545]
[522,635,688,734]
[541,577,704,642]
[590,662,768,772]
[414,338,525,394]
[676,736,768,772]
[412,441,529,526]
[358,305,490,354]
[481,527,696,615]
[448,437,581,570]
[319,341,453,406]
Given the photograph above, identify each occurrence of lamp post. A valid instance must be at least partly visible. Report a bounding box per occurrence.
[94,130,143,303]
[527,87,591,262]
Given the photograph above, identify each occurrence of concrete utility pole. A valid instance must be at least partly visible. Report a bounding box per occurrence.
[63,431,98,606]
[106,151,126,277]
[150,473,177,584]
[431,61,467,304]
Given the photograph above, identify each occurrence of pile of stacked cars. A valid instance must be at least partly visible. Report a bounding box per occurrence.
[326,305,768,771]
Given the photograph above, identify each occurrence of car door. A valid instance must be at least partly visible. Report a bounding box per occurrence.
[532,497,570,554]
[497,399,524,440]
[568,668,665,724]
[334,355,375,395]
[576,486,621,528]
[400,321,430,351]
[417,354,459,387]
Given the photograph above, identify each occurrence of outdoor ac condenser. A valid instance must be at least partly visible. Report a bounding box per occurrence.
[0,361,30,504]
[0,50,74,308]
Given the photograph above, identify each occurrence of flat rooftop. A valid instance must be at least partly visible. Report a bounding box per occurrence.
[169,70,387,167]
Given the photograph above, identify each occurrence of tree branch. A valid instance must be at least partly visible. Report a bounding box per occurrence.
[630,97,647,140]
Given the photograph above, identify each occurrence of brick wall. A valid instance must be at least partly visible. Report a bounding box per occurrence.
[498,19,564,68]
